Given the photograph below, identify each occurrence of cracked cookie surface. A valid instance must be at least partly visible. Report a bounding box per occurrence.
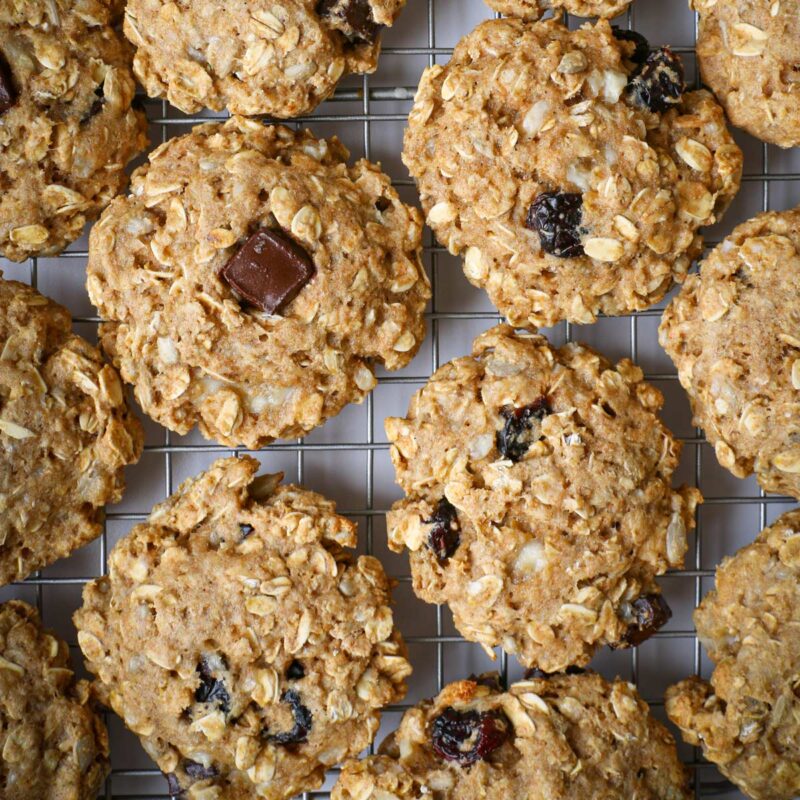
[385,324,700,671]
[403,17,742,327]
[333,671,691,800]
[694,0,800,148]
[87,117,429,448]
[0,0,148,262]
[666,509,800,800]
[0,599,110,800]
[486,0,632,20]
[124,0,406,117]
[659,208,800,500]
[75,456,411,800]
[0,277,143,586]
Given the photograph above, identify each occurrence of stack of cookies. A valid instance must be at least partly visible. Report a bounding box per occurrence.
[1,1,799,799]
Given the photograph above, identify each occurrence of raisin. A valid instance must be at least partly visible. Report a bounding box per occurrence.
[195,657,231,714]
[183,761,218,780]
[497,398,551,463]
[431,707,511,765]
[626,47,685,113]
[82,84,104,123]
[317,0,381,44]
[286,659,305,680]
[425,498,461,563]
[268,689,312,745]
[614,594,672,647]
[612,27,650,64]
[526,192,584,258]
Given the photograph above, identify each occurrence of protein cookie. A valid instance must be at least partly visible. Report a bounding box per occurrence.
[385,324,700,671]
[694,0,800,148]
[0,277,142,586]
[660,208,800,500]
[124,0,406,117]
[0,599,110,800]
[75,456,412,800]
[87,116,429,449]
[0,0,148,262]
[333,671,691,800]
[403,18,743,328]
[666,509,800,800]
[486,0,633,21]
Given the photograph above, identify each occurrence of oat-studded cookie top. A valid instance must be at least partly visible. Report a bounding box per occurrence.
[0,0,148,262]
[486,0,632,20]
[385,325,700,670]
[666,509,800,800]
[75,456,411,800]
[694,0,800,148]
[0,599,110,800]
[124,0,406,117]
[660,208,800,500]
[87,117,429,449]
[403,18,743,328]
[0,278,143,587]
[333,672,691,800]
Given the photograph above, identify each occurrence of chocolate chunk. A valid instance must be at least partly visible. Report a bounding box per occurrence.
[195,657,231,714]
[614,594,672,648]
[425,498,461,563]
[220,229,316,315]
[317,0,381,44]
[431,707,510,765]
[286,659,305,680]
[268,689,313,745]
[0,51,17,115]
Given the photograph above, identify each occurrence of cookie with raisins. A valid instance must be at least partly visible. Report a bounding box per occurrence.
[385,325,700,671]
[75,456,411,800]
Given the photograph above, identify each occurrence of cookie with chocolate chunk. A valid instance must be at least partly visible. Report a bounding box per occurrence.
[385,324,700,671]
[87,117,429,448]
[124,0,406,117]
[0,0,147,262]
[75,456,411,800]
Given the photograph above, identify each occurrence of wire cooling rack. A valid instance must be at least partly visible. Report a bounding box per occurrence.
[2,0,800,797]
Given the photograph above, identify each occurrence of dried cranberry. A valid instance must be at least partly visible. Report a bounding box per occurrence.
[317,0,381,44]
[425,498,461,563]
[268,689,312,745]
[286,659,305,680]
[431,707,510,765]
[497,398,551,462]
[626,47,685,113]
[614,594,672,647]
[195,658,231,714]
[526,192,584,258]
[612,28,650,64]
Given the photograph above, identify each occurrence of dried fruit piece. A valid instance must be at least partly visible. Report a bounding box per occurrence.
[615,594,672,647]
[165,772,183,798]
[526,192,584,258]
[195,657,231,714]
[430,707,511,765]
[268,689,313,745]
[184,760,219,780]
[497,398,551,462]
[317,0,381,44]
[285,659,305,680]
[0,51,17,115]
[425,498,461,563]
[220,229,316,315]
[626,47,685,113]
[612,28,650,64]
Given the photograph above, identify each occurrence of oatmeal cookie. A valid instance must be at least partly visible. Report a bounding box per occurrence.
[0,0,148,262]
[75,456,412,800]
[666,509,800,800]
[403,18,743,328]
[124,0,406,117]
[659,208,800,500]
[694,0,800,148]
[0,599,110,800]
[486,0,633,21]
[0,277,142,586]
[333,671,691,800]
[87,116,429,449]
[385,324,700,671]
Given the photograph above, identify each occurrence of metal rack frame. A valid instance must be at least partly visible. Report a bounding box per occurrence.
[6,1,795,797]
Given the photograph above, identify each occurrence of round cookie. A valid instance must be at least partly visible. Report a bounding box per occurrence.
[659,208,800,500]
[0,277,143,586]
[694,0,800,148]
[0,599,110,800]
[87,116,430,449]
[124,0,407,117]
[486,0,633,21]
[666,509,800,800]
[75,456,412,800]
[385,324,701,671]
[0,0,148,262]
[403,18,743,328]
[333,671,691,800]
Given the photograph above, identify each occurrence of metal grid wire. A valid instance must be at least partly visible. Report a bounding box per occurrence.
[4,0,799,797]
